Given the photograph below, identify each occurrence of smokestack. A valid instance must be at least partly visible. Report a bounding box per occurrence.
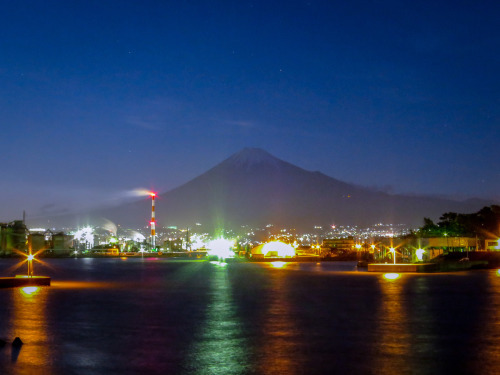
[150,193,156,249]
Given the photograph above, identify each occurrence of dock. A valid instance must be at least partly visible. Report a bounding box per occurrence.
[0,276,51,288]
[367,260,488,272]
[367,263,438,272]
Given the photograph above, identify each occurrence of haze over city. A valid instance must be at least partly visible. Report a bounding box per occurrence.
[1,0,498,221]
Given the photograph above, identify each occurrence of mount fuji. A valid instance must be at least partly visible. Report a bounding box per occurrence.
[31,148,492,231]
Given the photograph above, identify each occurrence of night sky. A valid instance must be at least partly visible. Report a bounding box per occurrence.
[1,0,498,221]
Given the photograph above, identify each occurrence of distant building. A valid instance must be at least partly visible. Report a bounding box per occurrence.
[427,237,478,251]
[52,232,73,255]
[28,229,53,253]
[485,239,500,251]
[163,239,183,252]
[0,220,28,256]
[322,237,355,255]
[30,233,46,252]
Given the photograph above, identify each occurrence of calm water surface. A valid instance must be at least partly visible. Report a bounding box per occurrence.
[1,258,500,374]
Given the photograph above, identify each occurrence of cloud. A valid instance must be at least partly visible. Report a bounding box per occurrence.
[125,116,163,130]
[26,186,158,219]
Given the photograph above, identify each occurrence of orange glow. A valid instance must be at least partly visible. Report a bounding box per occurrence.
[253,241,296,258]
[374,270,410,371]
[270,261,287,268]
[50,281,119,289]
[20,286,40,296]
[3,248,52,276]
[8,283,52,370]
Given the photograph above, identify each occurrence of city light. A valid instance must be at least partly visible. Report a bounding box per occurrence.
[258,241,296,258]
[210,260,228,267]
[207,238,235,260]
[383,273,401,280]
[389,247,396,265]
[73,227,95,249]
[270,261,287,268]
[20,286,40,297]
[416,248,425,261]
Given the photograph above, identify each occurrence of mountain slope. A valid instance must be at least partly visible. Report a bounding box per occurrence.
[128,148,490,230]
[30,148,493,231]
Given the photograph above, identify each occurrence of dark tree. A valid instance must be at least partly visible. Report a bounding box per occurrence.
[418,205,500,238]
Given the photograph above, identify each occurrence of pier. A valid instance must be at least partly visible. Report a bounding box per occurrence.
[367,263,438,272]
[0,276,51,288]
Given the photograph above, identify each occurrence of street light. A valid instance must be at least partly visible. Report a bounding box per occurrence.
[355,243,362,261]
[390,247,396,265]
[27,254,34,277]
[416,248,425,261]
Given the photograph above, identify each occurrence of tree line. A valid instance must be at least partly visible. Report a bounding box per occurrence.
[417,205,499,238]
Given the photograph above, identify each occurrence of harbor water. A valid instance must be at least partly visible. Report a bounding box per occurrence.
[1,258,500,374]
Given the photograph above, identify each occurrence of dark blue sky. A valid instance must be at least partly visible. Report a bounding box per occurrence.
[0,0,498,220]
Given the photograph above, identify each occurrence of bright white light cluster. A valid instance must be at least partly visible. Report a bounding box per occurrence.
[73,227,95,248]
[190,233,209,250]
[260,241,295,257]
[206,238,235,259]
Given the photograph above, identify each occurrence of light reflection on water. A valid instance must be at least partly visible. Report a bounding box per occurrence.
[51,281,119,289]
[473,270,500,374]
[2,286,52,373]
[256,268,299,375]
[184,261,248,374]
[1,259,500,374]
[372,274,412,373]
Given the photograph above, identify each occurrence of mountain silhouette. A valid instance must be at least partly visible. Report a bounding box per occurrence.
[31,148,492,232]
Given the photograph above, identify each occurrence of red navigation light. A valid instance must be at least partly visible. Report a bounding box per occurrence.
[150,220,156,225]
[150,192,156,197]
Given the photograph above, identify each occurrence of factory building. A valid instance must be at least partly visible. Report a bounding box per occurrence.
[0,220,28,256]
